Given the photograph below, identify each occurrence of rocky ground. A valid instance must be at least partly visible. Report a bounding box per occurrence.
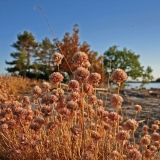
[97,88,160,138]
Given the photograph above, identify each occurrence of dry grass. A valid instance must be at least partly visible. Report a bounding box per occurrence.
[0,56,160,160]
[0,75,41,101]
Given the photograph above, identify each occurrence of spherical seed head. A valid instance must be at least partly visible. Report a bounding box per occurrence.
[83,83,93,96]
[23,96,30,104]
[41,106,52,116]
[127,148,142,160]
[68,91,80,101]
[67,101,79,111]
[110,94,123,108]
[152,124,159,131]
[153,141,160,148]
[70,125,82,136]
[68,80,79,91]
[72,51,88,68]
[82,151,94,160]
[104,123,111,131]
[41,81,51,92]
[86,143,96,151]
[123,119,139,132]
[0,123,8,132]
[142,125,149,132]
[97,99,103,106]
[116,130,130,141]
[151,133,160,141]
[82,61,91,68]
[73,67,90,83]
[110,151,121,159]
[88,73,101,87]
[91,131,101,140]
[111,68,128,83]
[140,136,151,147]
[134,105,142,112]
[154,120,160,125]
[34,117,45,125]
[88,95,97,105]
[143,149,152,159]
[49,72,64,85]
[108,111,119,122]
[149,145,157,152]
[29,122,42,132]
[50,95,58,103]
[47,121,57,130]
[33,85,42,95]
[52,52,64,66]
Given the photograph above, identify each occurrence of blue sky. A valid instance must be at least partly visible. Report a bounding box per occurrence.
[0,0,160,80]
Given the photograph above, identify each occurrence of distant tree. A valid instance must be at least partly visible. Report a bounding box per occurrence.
[33,37,56,79]
[6,31,38,77]
[12,31,38,70]
[104,46,153,85]
[141,66,154,87]
[5,50,27,76]
[57,24,104,79]
[155,78,160,82]
[6,28,106,82]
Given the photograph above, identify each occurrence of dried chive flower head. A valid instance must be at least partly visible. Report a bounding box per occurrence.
[127,148,142,160]
[142,125,149,132]
[41,106,52,116]
[49,72,64,86]
[91,131,101,140]
[108,112,119,122]
[149,145,157,152]
[33,86,42,95]
[82,151,94,160]
[23,96,30,104]
[29,123,42,132]
[123,119,139,132]
[34,117,45,125]
[88,73,101,87]
[97,99,103,106]
[50,94,58,103]
[140,136,151,147]
[41,81,51,92]
[52,52,64,66]
[152,124,159,132]
[111,68,128,83]
[52,88,64,97]
[88,95,97,105]
[104,123,111,131]
[86,143,96,151]
[110,94,123,108]
[153,141,160,148]
[68,80,79,91]
[82,61,91,68]
[68,91,80,101]
[116,130,130,142]
[47,121,57,131]
[70,125,82,136]
[83,83,93,96]
[134,105,142,113]
[110,150,121,159]
[67,101,79,111]
[151,133,160,142]
[72,51,88,67]
[74,67,90,83]
[143,149,152,159]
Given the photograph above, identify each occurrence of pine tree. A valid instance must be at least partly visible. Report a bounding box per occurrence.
[6,31,38,77]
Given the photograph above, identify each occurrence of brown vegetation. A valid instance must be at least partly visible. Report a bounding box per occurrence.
[0,52,159,160]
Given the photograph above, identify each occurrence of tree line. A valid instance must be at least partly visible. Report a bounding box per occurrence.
[5,24,154,85]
